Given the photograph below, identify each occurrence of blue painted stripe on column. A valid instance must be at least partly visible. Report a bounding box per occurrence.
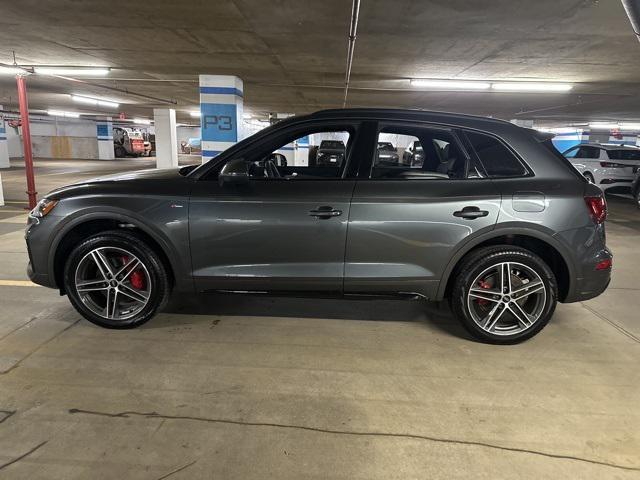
[0,127,5,134]
[278,146,295,151]
[0,136,6,141]
[199,87,243,97]
[202,150,222,157]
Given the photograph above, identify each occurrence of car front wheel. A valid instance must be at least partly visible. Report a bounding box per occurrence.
[64,230,170,329]
[451,246,558,344]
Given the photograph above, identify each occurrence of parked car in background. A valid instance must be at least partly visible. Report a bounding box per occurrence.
[113,127,146,158]
[375,142,400,166]
[316,140,345,165]
[180,137,202,155]
[403,140,425,166]
[25,108,612,344]
[562,143,640,192]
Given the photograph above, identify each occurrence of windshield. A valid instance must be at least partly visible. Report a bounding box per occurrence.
[607,149,640,160]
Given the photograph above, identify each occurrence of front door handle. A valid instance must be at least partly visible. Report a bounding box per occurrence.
[453,206,489,219]
[309,206,342,219]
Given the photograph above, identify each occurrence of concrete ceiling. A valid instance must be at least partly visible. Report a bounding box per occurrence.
[0,0,639,124]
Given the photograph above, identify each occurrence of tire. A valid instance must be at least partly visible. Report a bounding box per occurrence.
[450,246,558,344]
[635,188,640,210]
[584,172,594,184]
[63,230,170,329]
[115,146,126,158]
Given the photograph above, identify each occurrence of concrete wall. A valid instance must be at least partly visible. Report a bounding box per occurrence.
[7,115,99,159]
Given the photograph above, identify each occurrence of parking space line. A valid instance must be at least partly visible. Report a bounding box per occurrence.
[0,280,41,287]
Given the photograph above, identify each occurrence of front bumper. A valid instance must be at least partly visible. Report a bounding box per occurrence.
[25,216,58,289]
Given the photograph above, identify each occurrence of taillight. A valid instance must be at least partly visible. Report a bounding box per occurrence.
[599,161,626,168]
[595,258,612,270]
[584,195,607,224]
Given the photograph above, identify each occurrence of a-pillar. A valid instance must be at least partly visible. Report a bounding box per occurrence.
[199,75,243,163]
[153,108,178,169]
[96,117,114,160]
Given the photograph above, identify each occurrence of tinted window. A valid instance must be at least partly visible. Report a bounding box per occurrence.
[575,146,600,159]
[606,149,640,160]
[465,131,527,177]
[371,127,468,179]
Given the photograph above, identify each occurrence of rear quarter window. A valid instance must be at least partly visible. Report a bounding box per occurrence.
[465,131,528,178]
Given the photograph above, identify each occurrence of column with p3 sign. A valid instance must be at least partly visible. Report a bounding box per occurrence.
[199,75,243,163]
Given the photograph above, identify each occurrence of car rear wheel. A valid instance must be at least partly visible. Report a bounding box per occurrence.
[450,246,558,344]
[635,188,640,209]
[64,230,170,329]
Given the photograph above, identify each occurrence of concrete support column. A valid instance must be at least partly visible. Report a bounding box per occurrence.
[199,75,243,163]
[153,108,178,169]
[0,107,9,169]
[96,117,114,160]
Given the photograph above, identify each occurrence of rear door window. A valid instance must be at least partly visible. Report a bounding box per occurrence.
[371,126,469,180]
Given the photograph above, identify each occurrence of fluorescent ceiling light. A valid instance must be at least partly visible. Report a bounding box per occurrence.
[190,111,200,118]
[0,65,28,75]
[618,122,640,130]
[47,110,80,118]
[71,95,119,108]
[35,67,110,76]
[491,82,573,92]
[411,79,491,90]
[134,118,151,125]
[536,127,580,134]
[589,122,619,130]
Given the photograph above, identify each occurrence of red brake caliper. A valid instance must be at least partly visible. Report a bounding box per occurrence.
[120,256,145,290]
[476,279,491,306]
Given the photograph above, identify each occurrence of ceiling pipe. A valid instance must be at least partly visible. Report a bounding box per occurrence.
[342,0,361,107]
[621,0,640,42]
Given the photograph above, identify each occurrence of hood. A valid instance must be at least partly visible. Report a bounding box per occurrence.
[46,167,190,200]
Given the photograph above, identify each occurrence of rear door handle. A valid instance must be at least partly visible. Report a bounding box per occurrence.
[453,206,489,219]
[309,206,342,219]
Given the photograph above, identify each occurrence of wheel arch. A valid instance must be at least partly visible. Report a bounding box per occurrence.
[438,227,574,302]
[51,212,182,294]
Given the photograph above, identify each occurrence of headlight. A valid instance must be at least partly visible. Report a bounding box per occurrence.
[29,198,58,218]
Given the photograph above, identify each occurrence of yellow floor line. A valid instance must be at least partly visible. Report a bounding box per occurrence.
[0,280,41,287]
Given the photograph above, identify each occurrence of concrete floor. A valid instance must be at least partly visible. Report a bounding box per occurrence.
[0,159,639,479]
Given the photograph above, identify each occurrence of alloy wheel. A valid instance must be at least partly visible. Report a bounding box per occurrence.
[466,261,547,336]
[74,246,151,321]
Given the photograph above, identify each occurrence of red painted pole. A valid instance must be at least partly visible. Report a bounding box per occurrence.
[16,74,37,210]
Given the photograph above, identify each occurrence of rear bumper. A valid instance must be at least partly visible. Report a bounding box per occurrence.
[568,270,611,302]
[563,248,612,303]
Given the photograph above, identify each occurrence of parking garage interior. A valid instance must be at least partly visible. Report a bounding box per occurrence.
[1,1,640,478]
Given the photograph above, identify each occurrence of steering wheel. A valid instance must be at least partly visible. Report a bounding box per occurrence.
[265,159,281,178]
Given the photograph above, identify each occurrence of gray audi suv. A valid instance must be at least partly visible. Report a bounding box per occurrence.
[25,109,612,343]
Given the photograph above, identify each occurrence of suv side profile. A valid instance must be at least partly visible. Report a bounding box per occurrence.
[25,109,612,344]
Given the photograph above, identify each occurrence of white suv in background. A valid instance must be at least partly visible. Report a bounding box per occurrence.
[563,143,640,192]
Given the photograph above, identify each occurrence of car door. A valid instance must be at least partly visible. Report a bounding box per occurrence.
[344,122,501,299]
[188,121,364,293]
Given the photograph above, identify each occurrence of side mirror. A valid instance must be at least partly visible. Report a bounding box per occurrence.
[219,158,250,186]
